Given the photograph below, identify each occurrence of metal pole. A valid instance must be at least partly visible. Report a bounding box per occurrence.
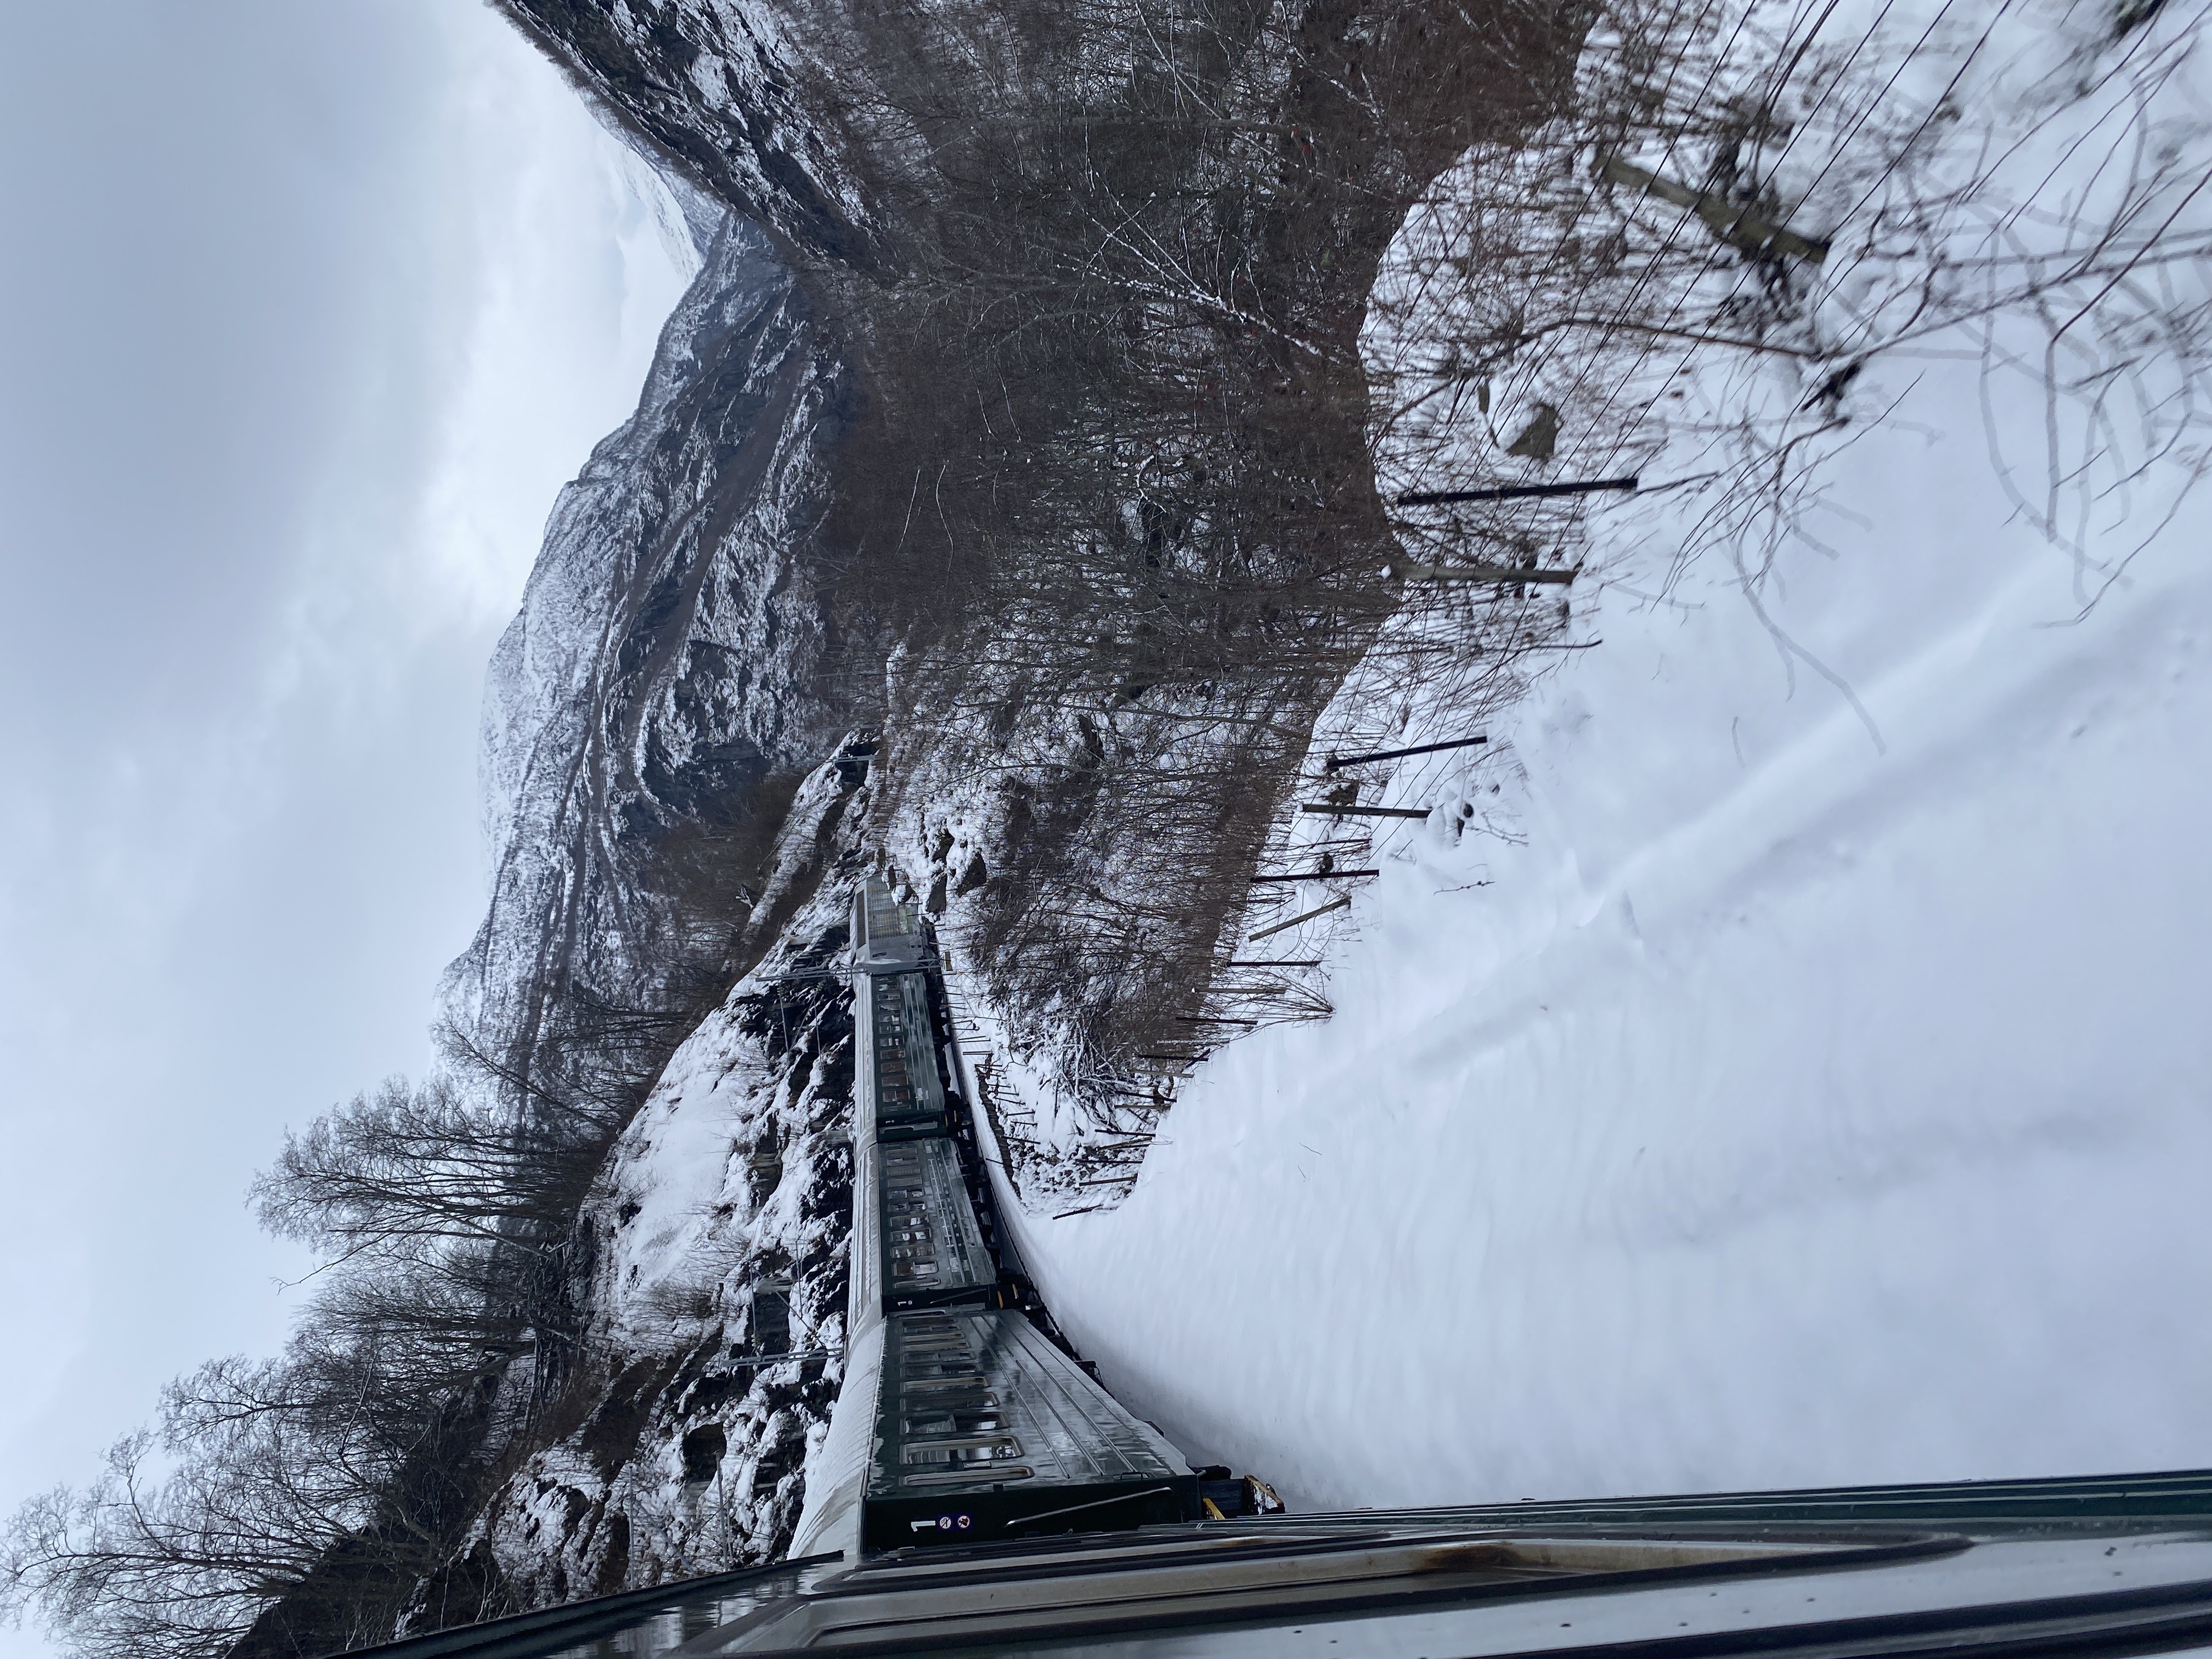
[1395,476,1638,505]
[1325,735,1486,771]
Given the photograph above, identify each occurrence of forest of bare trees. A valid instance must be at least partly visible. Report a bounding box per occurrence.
[761,0,1597,1115]
[0,852,810,1657]
[805,0,2212,1171]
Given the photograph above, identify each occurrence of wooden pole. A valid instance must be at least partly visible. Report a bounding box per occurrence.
[1395,476,1638,505]
[1249,869,1378,883]
[1250,894,1351,941]
[1300,803,1432,818]
[1325,736,1485,770]
[1598,155,1830,262]
[1400,562,1577,584]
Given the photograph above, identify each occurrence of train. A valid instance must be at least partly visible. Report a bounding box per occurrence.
[343,876,2212,1659]
[787,877,1273,1558]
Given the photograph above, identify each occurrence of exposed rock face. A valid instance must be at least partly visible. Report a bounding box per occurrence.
[490,0,885,267]
[470,853,862,1600]
[444,213,854,1059]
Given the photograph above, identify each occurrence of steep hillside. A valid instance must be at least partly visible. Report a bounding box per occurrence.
[443,212,854,1073]
[12,0,2183,1652]
[484,0,1596,1115]
[458,778,867,1606]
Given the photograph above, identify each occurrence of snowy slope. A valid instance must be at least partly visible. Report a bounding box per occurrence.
[984,344,2212,1509]
[465,764,868,1602]
[967,0,2212,1511]
[439,0,2212,1596]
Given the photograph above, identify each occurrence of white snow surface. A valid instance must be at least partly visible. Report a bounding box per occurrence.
[986,362,2212,1509]
[964,0,2212,1510]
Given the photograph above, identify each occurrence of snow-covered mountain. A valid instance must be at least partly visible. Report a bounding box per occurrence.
[424,195,876,1607]
[464,838,863,1601]
[442,211,853,1064]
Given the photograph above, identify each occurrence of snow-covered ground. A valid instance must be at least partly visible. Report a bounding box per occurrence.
[968,0,2212,1512]
[990,354,2212,1508]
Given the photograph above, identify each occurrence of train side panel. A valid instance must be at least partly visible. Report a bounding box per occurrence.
[864,1308,1197,1551]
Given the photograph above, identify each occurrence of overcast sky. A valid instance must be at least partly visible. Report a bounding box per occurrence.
[0,5,692,1649]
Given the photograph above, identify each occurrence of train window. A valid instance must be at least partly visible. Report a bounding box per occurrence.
[898,1468,1035,1490]
[902,1438,1025,1466]
[897,1327,966,1345]
[906,1359,984,1380]
[904,1409,1007,1436]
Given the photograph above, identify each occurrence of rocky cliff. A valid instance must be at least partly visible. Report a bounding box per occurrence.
[443,210,854,1070]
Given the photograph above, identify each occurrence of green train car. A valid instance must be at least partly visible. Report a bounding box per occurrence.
[876,1139,997,1311]
[864,971,948,1138]
[334,881,2212,1659]
[861,1308,1195,1551]
[823,879,1226,1556]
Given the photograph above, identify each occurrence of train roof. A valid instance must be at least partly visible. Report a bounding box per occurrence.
[864,970,946,1130]
[853,876,924,972]
[863,1308,1192,1553]
[876,1140,997,1311]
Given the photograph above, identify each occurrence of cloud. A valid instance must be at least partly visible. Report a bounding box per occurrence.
[0,1,691,1612]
